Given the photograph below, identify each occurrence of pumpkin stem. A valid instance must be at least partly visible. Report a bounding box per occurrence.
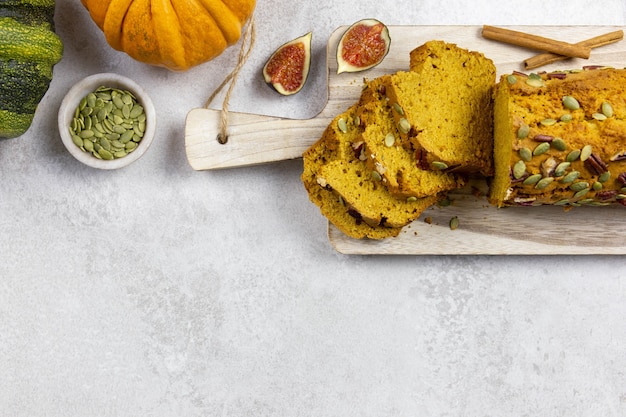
[205,15,256,145]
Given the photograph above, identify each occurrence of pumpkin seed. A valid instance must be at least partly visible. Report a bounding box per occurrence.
[580,144,593,161]
[95,92,111,101]
[562,95,580,110]
[449,216,459,231]
[560,171,580,183]
[392,103,404,115]
[540,118,557,126]
[133,125,144,137]
[566,149,581,162]
[99,137,111,151]
[507,75,517,84]
[570,181,589,192]
[371,171,382,181]
[71,134,83,148]
[432,161,448,170]
[86,93,97,108]
[337,118,348,133]
[573,188,590,199]
[592,181,603,191]
[112,95,125,109]
[551,138,567,151]
[130,105,144,119]
[110,140,125,149]
[519,147,532,162]
[602,101,614,118]
[554,161,571,177]
[523,173,542,185]
[533,142,550,156]
[83,140,94,152]
[120,130,134,143]
[98,148,114,160]
[517,124,530,139]
[384,133,395,147]
[560,114,573,123]
[398,118,411,134]
[535,177,554,189]
[122,104,131,119]
[79,129,94,139]
[554,199,570,206]
[526,73,545,87]
[513,160,526,179]
[598,171,611,183]
[592,112,607,121]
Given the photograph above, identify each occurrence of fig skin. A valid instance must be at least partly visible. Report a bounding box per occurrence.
[336,18,391,74]
[263,32,312,96]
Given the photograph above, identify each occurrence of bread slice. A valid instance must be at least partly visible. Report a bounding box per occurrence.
[317,159,440,228]
[384,40,496,176]
[356,75,465,198]
[302,104,402,239]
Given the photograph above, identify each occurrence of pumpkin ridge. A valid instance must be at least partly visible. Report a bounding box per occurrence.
[151,0,187,70]
[120,0,159,66]
[102,0,133,50]
[196,0,241,45]
[170,0,229,68]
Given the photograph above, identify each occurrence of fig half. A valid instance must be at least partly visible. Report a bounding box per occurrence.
[336,19,391,74]
[263,32,312,96]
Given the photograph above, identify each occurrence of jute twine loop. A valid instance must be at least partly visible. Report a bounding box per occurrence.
[204,15,256,144]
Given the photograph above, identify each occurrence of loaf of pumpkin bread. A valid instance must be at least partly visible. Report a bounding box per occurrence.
[488,67,626,208]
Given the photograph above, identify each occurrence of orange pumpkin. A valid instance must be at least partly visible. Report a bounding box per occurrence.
[80,0,256,71]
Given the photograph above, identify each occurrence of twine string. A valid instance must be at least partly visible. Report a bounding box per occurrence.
[204,15,256,144]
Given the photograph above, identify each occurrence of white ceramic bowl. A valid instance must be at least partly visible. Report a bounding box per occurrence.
[58,73,156,170]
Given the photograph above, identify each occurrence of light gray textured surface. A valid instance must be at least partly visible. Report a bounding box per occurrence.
[2,0,626,416]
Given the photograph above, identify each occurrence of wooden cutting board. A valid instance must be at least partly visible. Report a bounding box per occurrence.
[185,25,626,255]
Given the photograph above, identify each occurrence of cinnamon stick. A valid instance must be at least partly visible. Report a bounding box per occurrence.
[524,30,624,70]
[482,25,591,59]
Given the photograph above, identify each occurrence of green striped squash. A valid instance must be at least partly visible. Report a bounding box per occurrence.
[0,0,63,139]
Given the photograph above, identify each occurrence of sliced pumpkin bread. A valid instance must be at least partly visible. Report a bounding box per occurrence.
[384,40,496,176]
[356,75,465,198]
[302,105,402,239]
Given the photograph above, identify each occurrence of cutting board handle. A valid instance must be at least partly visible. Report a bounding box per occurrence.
[184,108,332,170]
